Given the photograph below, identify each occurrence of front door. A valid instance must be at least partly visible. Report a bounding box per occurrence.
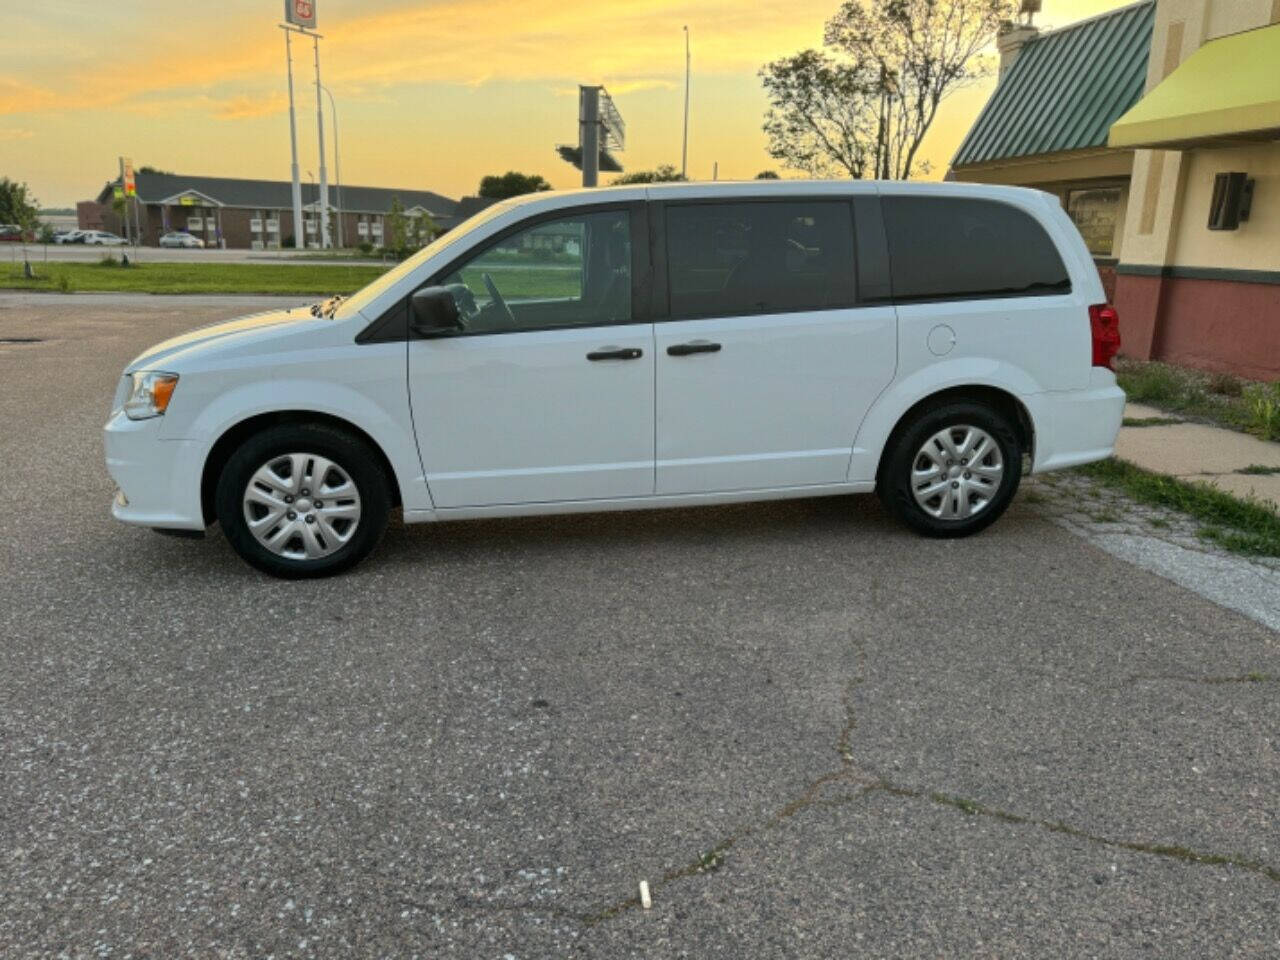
[408,206,654,509]
[653,198,897,494]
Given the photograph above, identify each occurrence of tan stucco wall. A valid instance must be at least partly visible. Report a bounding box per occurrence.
[1115,0,1277,269]
[1170,143,1280,270]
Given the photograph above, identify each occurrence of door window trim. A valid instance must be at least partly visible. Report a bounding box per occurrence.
[357,201,649,343]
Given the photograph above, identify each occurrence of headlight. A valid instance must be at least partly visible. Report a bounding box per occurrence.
[123,371,180,420]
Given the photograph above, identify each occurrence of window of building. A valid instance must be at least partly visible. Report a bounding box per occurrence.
[882,196,1070,302]
[438,209,631,335]
[1065,187,1122,257]
[664,201,856,319]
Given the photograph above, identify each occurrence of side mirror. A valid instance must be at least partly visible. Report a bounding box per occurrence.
[410,286,462,336]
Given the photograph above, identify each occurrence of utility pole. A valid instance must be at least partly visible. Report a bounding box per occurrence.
[681,26,690,179]
[322,85,343,248]
[312,34,330,249]
[282,25,304,249]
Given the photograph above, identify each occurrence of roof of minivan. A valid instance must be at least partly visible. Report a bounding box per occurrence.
[498,179,1054,205]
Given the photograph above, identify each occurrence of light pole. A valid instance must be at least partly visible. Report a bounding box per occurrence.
[321,84,343,249]
[312,34,330,249]
[681,26,690,179]
[281,25,305,250]
[307,171,315,247]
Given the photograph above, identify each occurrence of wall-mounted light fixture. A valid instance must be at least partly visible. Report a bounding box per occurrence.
[1208,172,1255,231]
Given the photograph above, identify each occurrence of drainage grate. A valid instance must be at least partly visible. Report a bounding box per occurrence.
[0,337,42,344]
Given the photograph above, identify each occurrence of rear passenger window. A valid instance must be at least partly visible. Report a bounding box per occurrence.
[665,201,856,318]
[882,197,1070,303]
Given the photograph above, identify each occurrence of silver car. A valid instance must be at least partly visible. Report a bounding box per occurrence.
[159,232,204,249]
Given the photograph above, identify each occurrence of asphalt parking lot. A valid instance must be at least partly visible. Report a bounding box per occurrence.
[2,294,1277,958]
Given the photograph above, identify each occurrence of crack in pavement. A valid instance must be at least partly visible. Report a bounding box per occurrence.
[877,785,1280,885]
[1127,672,1277,685]
[579,623,1280,927]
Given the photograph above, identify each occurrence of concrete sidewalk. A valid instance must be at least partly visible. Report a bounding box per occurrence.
[1115,402,1280,510]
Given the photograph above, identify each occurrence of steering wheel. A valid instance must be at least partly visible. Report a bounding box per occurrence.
[482,273,516,327]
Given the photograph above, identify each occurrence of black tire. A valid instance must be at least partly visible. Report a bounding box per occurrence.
[215,423,391,578]
[878,401,1022,538]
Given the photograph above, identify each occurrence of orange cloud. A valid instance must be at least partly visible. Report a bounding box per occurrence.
[216,92,289,119]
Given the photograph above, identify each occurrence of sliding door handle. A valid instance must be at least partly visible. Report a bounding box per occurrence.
[667,340,722,357]
[587,346,643,361]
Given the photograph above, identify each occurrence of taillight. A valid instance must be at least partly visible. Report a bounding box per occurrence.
[1089,303,1121,369]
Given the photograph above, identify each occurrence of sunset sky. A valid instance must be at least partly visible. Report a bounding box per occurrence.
[3,0,1133,208]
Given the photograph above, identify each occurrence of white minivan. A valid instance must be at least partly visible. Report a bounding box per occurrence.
[104,181,1124,577]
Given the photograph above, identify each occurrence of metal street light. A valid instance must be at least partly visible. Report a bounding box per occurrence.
[307,171,315,247]
[321,84,343,249]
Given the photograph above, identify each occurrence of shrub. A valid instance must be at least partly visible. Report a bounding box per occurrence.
[1243,381,1280,441]
[1207,371,1243,397]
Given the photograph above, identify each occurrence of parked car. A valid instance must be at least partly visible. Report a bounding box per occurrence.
[104,181,1124,577]
[82,230,127,246]
[52,229,82,244]
[159,231,204,249]
[0,224,27,242]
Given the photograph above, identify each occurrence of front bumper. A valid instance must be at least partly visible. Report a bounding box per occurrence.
[103,411,207,530]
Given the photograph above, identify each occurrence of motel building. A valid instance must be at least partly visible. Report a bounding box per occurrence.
[81,171,491,251]
[951,0,1280,380]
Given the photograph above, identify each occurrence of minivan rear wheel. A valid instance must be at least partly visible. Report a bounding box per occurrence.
[879,401,1022,538]
[215,423,390,578]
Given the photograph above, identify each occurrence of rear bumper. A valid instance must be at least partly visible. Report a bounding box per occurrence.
[103,411,207,530]
[1029,369,1126,473]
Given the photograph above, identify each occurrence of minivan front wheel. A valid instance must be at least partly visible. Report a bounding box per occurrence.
[215,423,390,578]
[879,402,1022,538]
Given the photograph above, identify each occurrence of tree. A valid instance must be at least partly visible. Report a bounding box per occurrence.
[755,170,781,179]
[137,166,174,175]
[761,0,1014,179]
[0,177,40,231]
[761,50,877,178]
[610,164,686,185]
[478,171,552,200]
[384,196,409,255]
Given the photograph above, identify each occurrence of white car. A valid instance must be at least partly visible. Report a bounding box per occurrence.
[159,231,205,249]
[83,230,127,246]
[105,181,1124,577]
[53,229,85,244]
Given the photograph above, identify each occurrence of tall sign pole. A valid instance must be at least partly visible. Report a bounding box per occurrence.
[312,34,330,249]
[281,1,317,250]
[681,26,690,179]
[282,27,304,248]
[580,86,600,188]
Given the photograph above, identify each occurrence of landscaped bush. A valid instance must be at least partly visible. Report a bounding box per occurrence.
[1244,381,1280,441]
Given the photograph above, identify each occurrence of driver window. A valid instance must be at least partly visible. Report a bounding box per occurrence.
[440,209,631,334]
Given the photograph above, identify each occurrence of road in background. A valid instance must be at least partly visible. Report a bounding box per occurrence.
[4,244,384,265]
[1,294,1276,957]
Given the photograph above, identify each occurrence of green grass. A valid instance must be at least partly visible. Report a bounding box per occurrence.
[1237,464,1280,476]
[1077,459,1280,558]
[1,261,390,295]
[1115,358,1279,440]
[1123,416,1185,427]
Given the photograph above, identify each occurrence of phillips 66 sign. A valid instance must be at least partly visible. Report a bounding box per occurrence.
[284,0,316,28]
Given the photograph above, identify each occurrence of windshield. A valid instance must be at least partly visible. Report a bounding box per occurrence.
[333,199,519,320]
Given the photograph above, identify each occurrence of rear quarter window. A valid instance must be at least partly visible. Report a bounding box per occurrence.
[882,196,1070,303]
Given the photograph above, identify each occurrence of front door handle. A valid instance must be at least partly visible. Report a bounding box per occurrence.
[587,346,643,361]
[667,340,722,357]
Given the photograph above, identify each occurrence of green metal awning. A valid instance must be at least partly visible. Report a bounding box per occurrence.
[953,1,1155,167]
